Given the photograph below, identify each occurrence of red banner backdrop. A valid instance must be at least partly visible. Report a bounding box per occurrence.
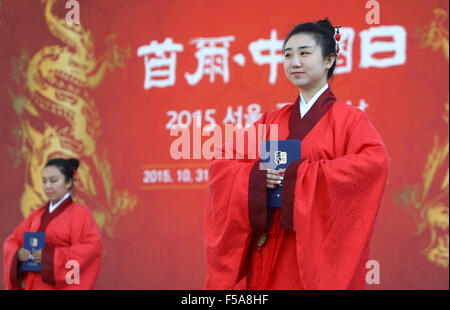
[0,0,448,289]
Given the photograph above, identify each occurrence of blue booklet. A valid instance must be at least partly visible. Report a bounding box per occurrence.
[22,232,46,272]
[261,140,301,207]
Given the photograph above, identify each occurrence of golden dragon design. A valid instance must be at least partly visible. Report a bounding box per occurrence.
[393,8,449,268]
[9,0,135,237]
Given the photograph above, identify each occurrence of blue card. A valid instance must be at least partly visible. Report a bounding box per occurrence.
[261,140,301,207]
[22,232,46,272]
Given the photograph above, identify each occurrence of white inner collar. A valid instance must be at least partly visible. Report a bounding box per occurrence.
[299,83,329,119]
[49,192,71,214]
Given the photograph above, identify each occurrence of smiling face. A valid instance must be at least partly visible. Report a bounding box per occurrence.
[283,33,335,90]
[42,166,72,203]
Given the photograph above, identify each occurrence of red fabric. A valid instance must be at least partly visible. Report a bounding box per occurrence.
[3,198,102,290]
[247,210,302,290]
[204,88,389,290]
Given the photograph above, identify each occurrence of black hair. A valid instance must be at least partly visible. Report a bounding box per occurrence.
[44,158,79,188]
[282,18,338,80]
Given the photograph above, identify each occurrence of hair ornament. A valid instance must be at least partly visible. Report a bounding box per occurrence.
[335,25,342,53]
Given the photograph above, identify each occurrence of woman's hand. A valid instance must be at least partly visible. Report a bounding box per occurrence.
[32,250,42,264]
[266,168,285,189]
[17,248,42,263]
[17,248,31,262]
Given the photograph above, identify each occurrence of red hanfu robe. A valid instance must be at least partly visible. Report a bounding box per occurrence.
[205,88,389,290]
[3,197,102,290]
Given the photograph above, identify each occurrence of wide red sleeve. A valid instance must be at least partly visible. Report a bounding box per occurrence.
[204,114,270,289]
[41,206,102,289]
[3,212,36,290]
[283,111,389,289]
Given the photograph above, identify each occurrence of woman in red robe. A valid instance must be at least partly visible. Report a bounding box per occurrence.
[3,158,102,290]
[205,18,389,290]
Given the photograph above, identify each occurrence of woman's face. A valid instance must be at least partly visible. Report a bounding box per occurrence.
[42,166,72,203]
[283,33,334,90]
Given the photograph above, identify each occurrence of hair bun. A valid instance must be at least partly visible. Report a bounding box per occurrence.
[68,158,80,171]
[317,18,335,36]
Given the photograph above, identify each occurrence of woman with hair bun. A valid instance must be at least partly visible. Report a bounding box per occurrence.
[3,158,102,290]
[205,18,389,289]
